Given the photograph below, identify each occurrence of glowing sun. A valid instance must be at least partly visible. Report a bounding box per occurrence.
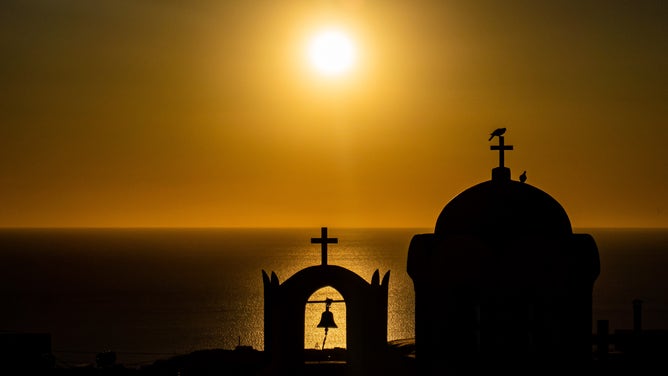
[307,28,357,77]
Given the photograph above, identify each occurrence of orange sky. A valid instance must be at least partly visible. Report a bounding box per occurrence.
[1,1,666,228]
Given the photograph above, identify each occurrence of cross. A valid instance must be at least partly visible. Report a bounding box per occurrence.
[311,227,338,265]
[490,135,513,168]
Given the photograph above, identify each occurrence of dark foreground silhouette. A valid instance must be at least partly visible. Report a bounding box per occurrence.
[6,320,668,376]
[1,341,414,376]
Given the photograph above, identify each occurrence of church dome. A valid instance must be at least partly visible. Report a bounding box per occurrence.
[434,168,572,239]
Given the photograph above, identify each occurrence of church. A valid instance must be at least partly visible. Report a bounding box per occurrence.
[407,130,601,374]
[259,130,600,375]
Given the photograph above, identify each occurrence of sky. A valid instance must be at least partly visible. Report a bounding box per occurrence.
[1,0,666,229]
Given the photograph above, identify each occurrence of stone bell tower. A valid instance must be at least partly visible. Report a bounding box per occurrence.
[263,227,391,375]
[407,130,600,374]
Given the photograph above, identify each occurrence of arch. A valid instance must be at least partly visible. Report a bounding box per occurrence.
[304,286,345,350]
[281,264,377,305]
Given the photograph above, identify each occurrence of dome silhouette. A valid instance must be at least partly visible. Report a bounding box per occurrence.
[434,173,572,239]
[407,131,600,375]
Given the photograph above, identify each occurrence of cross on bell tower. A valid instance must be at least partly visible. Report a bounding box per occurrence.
[311,227,338,265]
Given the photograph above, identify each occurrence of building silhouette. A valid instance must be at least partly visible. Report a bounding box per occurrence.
[407,133,601,375]
[262,227,390,375]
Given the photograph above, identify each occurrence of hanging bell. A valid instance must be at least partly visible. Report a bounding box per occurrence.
[317,309,338,329]
[317,298,338,329]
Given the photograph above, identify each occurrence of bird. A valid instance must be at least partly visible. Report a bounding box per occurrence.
[519,170,527,183]
[489,127,506,141]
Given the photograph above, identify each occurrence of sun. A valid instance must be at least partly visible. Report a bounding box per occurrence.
[307,28,357,77]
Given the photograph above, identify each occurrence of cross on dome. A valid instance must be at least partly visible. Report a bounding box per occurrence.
[490,134,513,168]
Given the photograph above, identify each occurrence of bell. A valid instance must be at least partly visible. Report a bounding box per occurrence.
[317,309,338,329]
[317,298,337,350]
[317,298,338,329]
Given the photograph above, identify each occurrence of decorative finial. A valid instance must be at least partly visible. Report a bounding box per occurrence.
[489,129,513,180]
[520,170,527,183]
[490,130,513,169]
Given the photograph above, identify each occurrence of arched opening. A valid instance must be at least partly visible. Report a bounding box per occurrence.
[304,286,347,363]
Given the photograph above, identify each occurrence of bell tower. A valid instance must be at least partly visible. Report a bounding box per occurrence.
[262,227,391,375]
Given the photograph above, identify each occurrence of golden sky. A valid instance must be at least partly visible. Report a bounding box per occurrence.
[1,1,666,228]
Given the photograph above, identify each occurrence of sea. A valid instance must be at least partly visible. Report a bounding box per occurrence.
[0,227,666,368]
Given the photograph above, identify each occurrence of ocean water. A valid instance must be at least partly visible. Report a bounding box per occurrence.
[0,227,666,367]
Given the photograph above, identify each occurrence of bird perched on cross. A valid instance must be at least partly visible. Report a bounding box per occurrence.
[489,127,507,141]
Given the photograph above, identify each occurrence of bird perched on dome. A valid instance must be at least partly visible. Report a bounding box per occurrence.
[520,171,527,183]
[489,127,506,141]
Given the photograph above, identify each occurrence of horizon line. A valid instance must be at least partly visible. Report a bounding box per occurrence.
[0,225,666,230]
